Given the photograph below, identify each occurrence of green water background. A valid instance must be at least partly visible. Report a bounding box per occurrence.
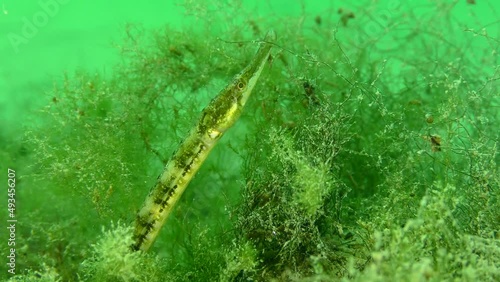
[1,0,497,128]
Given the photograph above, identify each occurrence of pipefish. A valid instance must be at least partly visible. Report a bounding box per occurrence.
[132,30,276,252]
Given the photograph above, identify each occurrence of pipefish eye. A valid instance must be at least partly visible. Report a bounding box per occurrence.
[237,81,246,90]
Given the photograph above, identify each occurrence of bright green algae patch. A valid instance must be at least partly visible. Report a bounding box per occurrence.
[5,1,499,281]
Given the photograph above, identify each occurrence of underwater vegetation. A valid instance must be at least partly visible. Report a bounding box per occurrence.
[1,0,499,281]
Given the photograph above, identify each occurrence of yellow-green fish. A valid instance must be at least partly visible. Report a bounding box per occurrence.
[132,30,276,252]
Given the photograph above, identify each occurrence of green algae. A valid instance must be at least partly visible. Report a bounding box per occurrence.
[3,1,499,281]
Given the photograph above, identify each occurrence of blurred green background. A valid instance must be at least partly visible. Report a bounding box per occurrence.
[1,0,498,128]
[1,0,181,129]
[1,0,499,130]
[0,0,308,126]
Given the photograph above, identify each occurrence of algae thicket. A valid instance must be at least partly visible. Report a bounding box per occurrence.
[3,1,499,281]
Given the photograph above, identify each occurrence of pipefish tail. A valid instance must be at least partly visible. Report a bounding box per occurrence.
[131,30,276,252]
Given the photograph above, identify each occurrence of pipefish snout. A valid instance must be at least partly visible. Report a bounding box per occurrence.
[132,30,276,252]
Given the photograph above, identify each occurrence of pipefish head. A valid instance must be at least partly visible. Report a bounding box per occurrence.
[237,30,276,105]
[197,30,276,140]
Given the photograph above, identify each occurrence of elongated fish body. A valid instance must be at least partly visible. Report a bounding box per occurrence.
[132,31,276,252]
